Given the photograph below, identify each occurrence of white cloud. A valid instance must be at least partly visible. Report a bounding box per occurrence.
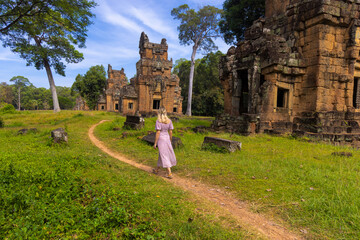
[96,1,143,33]
[129,7,178,40]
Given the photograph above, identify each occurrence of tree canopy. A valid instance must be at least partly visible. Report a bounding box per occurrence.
[171,4,222,116]
[0,0,50,34]
[0,80,75,110]
[71,65,107,110]
[220,0,265,44]
[173,51,224,116]
[0,82,14,104]
[10,75,30,110]
[0,0,97,112]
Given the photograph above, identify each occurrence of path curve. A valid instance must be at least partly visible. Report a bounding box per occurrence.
[89,120,303,240]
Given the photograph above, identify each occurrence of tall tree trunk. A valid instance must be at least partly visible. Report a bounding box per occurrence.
[43,58,60,112]
[186,45,198,116]
[17,88,21,111]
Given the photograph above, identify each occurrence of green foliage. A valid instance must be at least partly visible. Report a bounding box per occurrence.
[21,86,52,110]
[0,103,16,114]
[7,84,75,110]
[174,51,224,116]
[220,0,265,44]
[0,1,49,33]
[0,82,14,104]
[0,116,3,127]
[71,65,107,110]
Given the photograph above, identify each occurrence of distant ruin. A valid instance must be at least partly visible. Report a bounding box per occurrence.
[97,32,183,116]
[213,0,360,146]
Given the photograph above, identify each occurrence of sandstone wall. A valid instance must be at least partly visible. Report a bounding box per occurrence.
[218,0,360,138]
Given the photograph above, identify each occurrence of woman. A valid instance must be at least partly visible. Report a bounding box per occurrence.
[153,107,176,179]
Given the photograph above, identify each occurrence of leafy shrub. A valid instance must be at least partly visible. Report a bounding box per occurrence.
[0,104,16,114]
[0,117,3,128]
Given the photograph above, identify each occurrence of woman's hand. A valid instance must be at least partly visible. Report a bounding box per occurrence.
[153,144,157,149]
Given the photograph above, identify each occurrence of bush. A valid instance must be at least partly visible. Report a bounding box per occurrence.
[0,104,16,114]
[0,117,3,128]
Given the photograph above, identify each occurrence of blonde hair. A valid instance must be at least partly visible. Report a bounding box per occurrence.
[157,107,170,124]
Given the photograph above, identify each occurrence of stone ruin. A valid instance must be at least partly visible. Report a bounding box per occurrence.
[51,128,68,143]
[97,66,128,112]
[97,32,183,116]
[202,136,242,153]
[213,0,360,147]
[123,115,144,130]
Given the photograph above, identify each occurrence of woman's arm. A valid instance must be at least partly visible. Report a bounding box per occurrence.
[153,130,160,149]
[169,130,173,142]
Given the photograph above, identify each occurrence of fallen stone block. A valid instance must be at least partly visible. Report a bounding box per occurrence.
[202,137,242,153]
[17,128,38,135]
[142,132,183,149]
[123,115,144,130]
[51,128,68,143]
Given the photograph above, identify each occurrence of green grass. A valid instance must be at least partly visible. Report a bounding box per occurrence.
[0,111,252,239]
[96,116,360,240]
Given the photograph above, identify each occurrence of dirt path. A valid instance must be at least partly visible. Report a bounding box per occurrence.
[89,120,303,240]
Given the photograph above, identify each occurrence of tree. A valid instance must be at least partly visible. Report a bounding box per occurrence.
[192,51,224,116]
[56,86,76,109]
[0,0,96,112]
[173,51,224,116]
[71,65,106,110]
[171,4,222,116]
[0,82,14,104]
[220,0,265,44]
[9,75,30,110]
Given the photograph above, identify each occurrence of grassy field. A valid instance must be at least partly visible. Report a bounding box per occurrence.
[0,111,253,239]
[96,115,360,240]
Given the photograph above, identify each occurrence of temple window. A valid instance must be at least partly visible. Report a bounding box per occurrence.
[353,77,360,109]
[277,87,289,108]
[153,100,160,109]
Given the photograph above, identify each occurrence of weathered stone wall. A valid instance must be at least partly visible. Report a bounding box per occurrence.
[265,0,290,18]
[217,0,360,142]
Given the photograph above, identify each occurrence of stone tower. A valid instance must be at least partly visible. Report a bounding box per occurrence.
[134,32,182,115]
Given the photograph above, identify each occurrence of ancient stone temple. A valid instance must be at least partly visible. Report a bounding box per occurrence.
[97,65,128,111]
[97,32,182,115]
[214,0,360,145]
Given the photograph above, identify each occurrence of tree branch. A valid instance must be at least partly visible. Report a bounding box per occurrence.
[0,1,46,33]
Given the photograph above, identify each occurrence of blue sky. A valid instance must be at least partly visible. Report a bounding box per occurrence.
[0,0,230,88]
